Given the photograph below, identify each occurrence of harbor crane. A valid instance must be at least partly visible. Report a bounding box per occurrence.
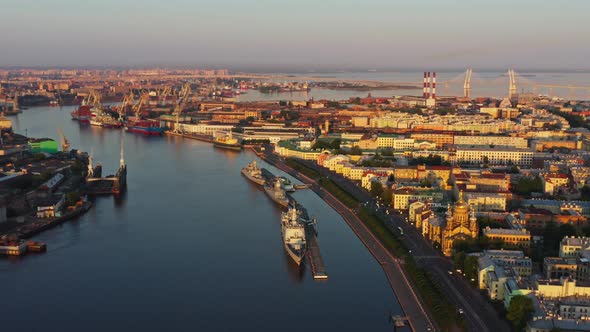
[58,128,70,152]
[118,93,134,121]
[173,83,192,134]
[159,86,172,106]
[132,92,149,120]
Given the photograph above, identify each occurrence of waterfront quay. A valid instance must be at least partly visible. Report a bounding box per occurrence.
[286,157,511,332]
[255,147,434,332]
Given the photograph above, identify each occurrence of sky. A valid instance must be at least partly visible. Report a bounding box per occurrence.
[1,0,589,71]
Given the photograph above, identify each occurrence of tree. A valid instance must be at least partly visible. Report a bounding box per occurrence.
[453,251,466,271]
[329,139,342,150]
[349,146,363,155]
[381,187,393,207]
[509,166,520,174]
[387,174,395,183]
[65,191,81,207]
[464,255,479,282]
[326,101,340,108]
[514,176,543,196]
[381,148,394,156]
[506,295,534,331]
[370,181,384,198]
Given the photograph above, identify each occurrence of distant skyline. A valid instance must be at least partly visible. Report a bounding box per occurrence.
[1,0,589,71]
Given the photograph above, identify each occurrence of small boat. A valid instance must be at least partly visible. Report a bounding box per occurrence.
[279,177,295,192]
[26,241,47,252]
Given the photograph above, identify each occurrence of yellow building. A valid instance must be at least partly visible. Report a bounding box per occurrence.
[536,278,590,298]
[441,191,479,256]
[482,227,531,247]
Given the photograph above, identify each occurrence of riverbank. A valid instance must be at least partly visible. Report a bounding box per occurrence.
[253,147,441,332]
[2,201,93,240]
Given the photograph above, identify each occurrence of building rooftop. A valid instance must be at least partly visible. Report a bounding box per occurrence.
[483,227,531,236]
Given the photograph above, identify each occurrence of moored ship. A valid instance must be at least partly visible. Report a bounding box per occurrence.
[90,108,122,128]
[213,131,241,151]
[241,160,265,186]
[71,105,92,125]
[281,205,307,265]
[279,177,295,192]
[263,179,290,208]
[124,119,164,135]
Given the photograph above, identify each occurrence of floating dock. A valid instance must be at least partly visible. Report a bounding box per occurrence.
[305,224,328,280]
[298,205,328,280]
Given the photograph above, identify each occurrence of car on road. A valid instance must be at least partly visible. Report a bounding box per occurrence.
[458,308,464,314]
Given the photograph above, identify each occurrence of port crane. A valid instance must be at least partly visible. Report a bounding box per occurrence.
[159,86,172,106]
[118,93,134,121]
[58,128,70,152]
[172,83,192,134]
[132,93,149,120]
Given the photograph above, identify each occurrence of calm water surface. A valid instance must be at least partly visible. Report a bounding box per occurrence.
[1,106,405,332]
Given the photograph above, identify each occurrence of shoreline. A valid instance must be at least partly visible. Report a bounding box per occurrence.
[0,200,93,252]
[252,146,437,332]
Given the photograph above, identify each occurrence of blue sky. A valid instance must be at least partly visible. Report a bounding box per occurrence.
[1,0,589,70]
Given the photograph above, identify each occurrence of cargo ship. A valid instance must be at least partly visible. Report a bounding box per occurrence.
[241,160,265,186]
[213,131,241,151]
[90,109,122,128]
[263,179,290,208]
[281,205,307,265]
[124,119,164,135]
[71,105,92,125]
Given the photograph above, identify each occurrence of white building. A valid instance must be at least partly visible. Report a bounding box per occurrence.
[455,146,534,166]
[560,237,590,258]
[454,135,528,149]
[465,192,507,212]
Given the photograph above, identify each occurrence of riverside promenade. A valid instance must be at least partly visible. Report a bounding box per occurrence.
[256,149,437,332]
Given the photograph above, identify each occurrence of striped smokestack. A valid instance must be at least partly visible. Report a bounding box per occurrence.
[426,72,431,99]
[431,72,436,99]
[423,72,427,99]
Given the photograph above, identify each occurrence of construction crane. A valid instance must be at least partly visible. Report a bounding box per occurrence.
[160,86,171,106]
[173,83,192,134]
[118,93,134,121]
[132,92,149,119]
[58,128,70,152]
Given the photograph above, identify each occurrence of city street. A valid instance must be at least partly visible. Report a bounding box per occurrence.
[276,155,510,332]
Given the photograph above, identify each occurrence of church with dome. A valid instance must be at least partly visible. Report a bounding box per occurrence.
[420,191,478,256]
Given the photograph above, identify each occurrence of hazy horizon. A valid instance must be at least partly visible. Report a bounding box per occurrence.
[2,0,589,71]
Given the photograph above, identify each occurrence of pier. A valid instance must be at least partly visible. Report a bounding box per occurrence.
[305,223,328,280]
[297,203,328,280]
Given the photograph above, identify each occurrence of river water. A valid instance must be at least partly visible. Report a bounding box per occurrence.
[0,106,405,332]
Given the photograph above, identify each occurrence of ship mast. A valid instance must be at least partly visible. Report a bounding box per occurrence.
[120,136,125,168]
[87,148,94,178]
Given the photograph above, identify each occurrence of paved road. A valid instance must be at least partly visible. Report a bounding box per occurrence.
[290,157,511,332]
[259,150,436,332]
